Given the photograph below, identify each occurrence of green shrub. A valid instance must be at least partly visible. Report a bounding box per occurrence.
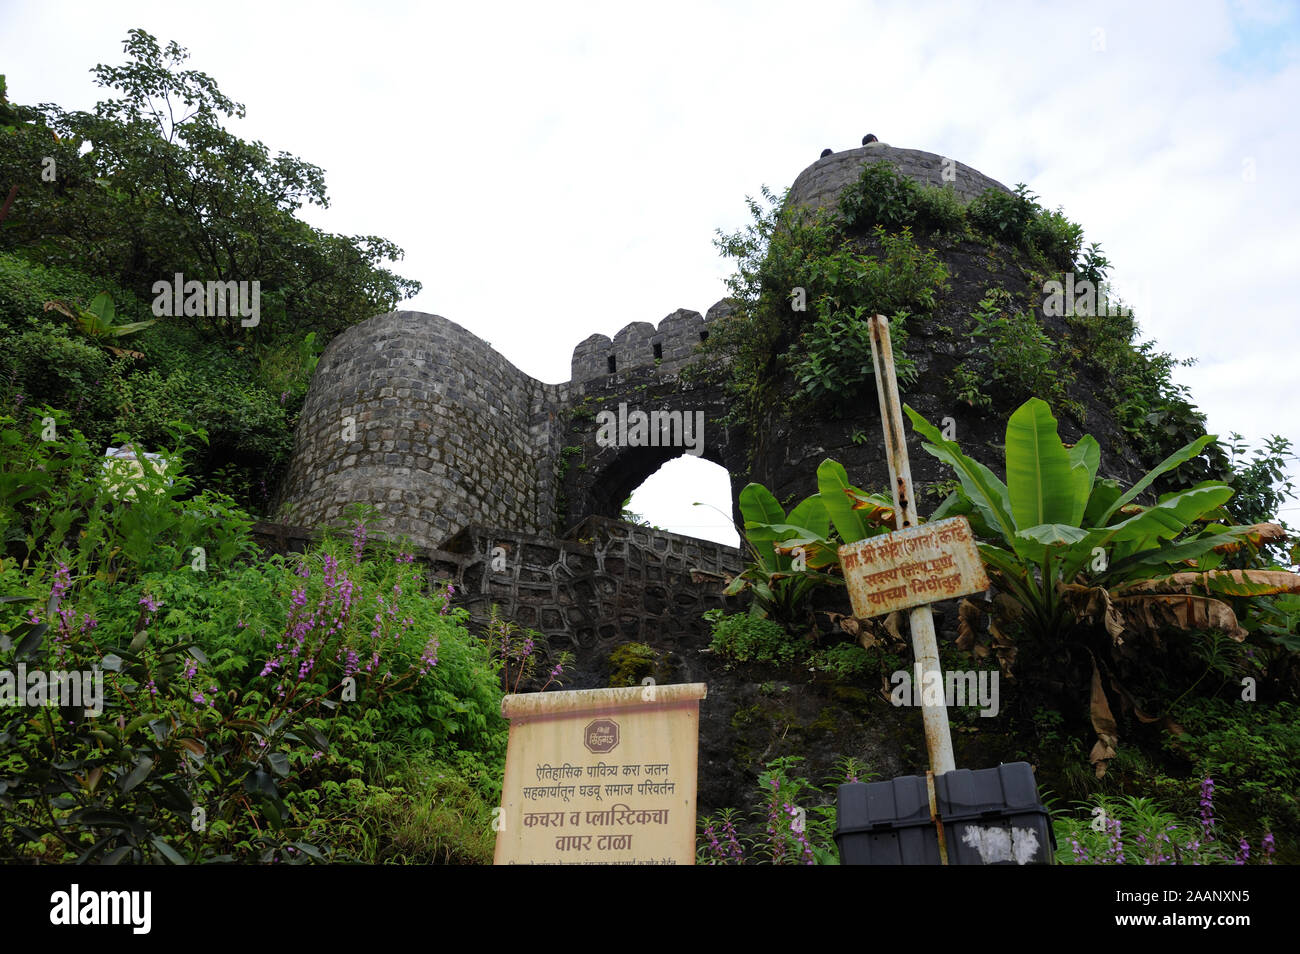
[911,183,967,234]
[0,252,151,337]
[1167,699,1300,833]
[608,641,660,687]
[809,642,872,679]
[0,419,508,863]
[1,329,112,422]
[790,308,916,406]
[967,184,1039,248]
[1026,207,1084,271]
[841,161,922,232]
[344,752,499,864]
[841,162,966,235]
[705,609,800,665]
[967,184,1083,269]
[949,288,1074,413]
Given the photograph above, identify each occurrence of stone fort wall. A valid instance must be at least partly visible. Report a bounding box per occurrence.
[276,310,569,551]
[277,145,1015,553]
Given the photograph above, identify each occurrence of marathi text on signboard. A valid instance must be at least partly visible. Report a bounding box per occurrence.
[494,683,706,865]
[839,516,989,618]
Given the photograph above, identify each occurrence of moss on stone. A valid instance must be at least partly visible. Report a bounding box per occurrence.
[607,641,659,687]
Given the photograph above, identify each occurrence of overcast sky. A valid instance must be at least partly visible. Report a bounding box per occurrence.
[4,0,1298,546]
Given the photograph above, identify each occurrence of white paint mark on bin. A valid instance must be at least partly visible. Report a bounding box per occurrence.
[960,825,1040,864]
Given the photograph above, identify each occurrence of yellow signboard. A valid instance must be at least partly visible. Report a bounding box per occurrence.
[839,516,990,618]
[494,683,706,865]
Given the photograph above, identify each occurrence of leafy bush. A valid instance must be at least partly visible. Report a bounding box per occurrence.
[700,192,946,442]
[912,183,967,234]
[950,288,1074,413]
[1223,433,1295,534]
[0,413,510,863]
[0,409,254,581]
[0,252,154,336]
[705,609,800,665]
[791,308,916,407]
[966,184,1083,269]
[104,365,294,506]
[1167,699,1300,833]
[1,329,112,422]
[841,162,924,232]
[1026,207,1085,271]
[967,183,1038,247]
[339,750,500,864]
[809,642,872,679]
[841,162,965,235]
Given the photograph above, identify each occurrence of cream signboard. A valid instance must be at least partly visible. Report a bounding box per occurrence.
[494,683,706,865]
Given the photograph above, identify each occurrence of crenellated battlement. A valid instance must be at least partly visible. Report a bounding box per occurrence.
[569,300,736,387]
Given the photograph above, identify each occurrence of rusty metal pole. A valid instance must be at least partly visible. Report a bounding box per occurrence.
[868,314,956,776]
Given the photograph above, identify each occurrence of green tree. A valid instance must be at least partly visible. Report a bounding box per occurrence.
[0,29,419,343]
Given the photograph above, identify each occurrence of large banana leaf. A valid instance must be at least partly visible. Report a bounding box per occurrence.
[1067,435,1100,525]
[905,405,1017,546]
[1005,398,1079,529]
[1099,483,1234,548]
[1082,478,1122,527]
[1099,528,1259,582]
[1094,434,1218,526]
[816,459,876,544]
[739,482,787,572]
[786,494,830,539]
[1116,569,1300,598]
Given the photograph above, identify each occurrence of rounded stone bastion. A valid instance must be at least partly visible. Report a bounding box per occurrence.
[276,310,570,551]
[788,143,1013,215]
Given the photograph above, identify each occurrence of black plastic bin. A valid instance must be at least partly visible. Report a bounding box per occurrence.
[835,762,1055,865]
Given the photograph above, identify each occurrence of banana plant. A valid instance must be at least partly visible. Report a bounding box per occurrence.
[45,292,156,358]
[906,398,1300,775]
[905,398,1300,642]
[724,460,901,625]
[725,483,840,623]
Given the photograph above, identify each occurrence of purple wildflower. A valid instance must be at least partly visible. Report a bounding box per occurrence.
[417,636,440,675]
[352,522,366,564]
[1199,778,1215,842]
[1071,837,1089,864]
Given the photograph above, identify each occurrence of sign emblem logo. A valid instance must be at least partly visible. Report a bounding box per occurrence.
[583,718,619,754]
